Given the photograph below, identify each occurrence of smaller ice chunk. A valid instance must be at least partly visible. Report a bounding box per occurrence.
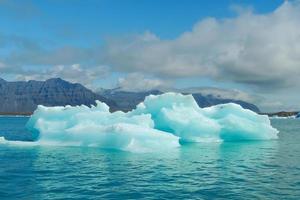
[203,103,278,141]
[131,93,278,142]
[0,137,6,144]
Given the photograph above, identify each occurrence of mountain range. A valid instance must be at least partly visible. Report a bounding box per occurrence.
[98,88,260,113]
[0,78,260,115]
[0,78,117,114]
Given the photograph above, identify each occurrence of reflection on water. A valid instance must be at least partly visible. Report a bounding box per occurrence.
[0,118,300,199]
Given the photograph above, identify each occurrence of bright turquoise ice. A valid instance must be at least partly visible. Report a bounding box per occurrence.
[24,93,278,152]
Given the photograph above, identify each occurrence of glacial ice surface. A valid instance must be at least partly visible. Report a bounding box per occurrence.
[25,93,278,152]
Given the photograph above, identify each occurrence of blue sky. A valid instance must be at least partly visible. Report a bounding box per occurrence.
[1,0,300,111]
[0,0,283,44]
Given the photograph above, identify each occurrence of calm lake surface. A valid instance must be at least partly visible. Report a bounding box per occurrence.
[0,117,300,200]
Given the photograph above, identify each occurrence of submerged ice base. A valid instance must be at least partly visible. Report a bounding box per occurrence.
[25,93,278,152]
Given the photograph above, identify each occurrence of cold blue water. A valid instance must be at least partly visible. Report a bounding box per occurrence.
[0,117,300,200]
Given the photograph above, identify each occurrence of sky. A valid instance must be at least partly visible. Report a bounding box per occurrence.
[0,0,300,112]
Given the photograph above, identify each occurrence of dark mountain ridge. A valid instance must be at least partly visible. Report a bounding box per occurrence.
[191,93,260,113]
[0,78,117,114]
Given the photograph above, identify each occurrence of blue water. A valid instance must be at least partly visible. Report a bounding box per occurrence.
[0,117,300,200]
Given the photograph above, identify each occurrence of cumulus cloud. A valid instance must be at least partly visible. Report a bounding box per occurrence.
[103,1,300,90]
[0,62,5,69]
[117,73,170,92]
[177,87,259,103]
[15,64,109,88]
[0,60,22,74]
[0,33,104,86]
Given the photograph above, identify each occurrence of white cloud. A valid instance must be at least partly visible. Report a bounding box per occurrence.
[117,73,169,92]
[16,64,109,88]
[0,62,5,69]
[0,60,22,74]
[177,87,258,103]
[104,1,300,90]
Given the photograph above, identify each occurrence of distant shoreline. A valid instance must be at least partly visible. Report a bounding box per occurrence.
[259,111,299,118]
[0,112,32,116]
[0,111,298,118]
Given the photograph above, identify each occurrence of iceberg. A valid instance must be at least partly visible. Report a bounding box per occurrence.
[25,93,278,152]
